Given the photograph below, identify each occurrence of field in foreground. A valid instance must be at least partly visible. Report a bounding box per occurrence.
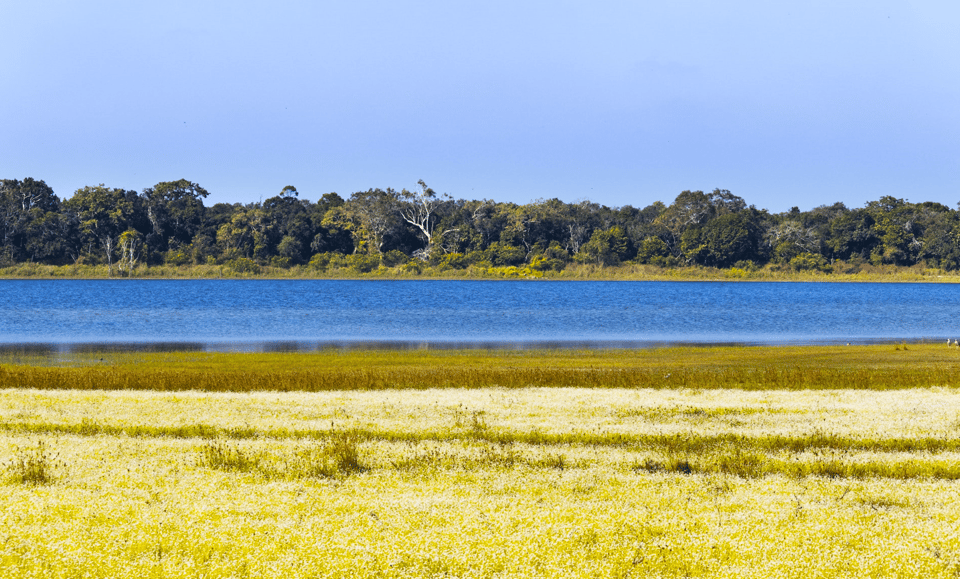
[2,346,960,577]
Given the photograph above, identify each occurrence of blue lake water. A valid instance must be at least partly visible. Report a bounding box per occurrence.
[0,279,957,351]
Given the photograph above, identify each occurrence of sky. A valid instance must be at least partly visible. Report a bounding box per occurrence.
[2,1,958,213]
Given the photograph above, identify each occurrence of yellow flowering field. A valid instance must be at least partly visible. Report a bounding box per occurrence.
[3,383,960,578]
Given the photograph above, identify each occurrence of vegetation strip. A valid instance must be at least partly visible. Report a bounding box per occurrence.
[5,420,960,455]
[3,343,959,391]
[6,423,960,482]
[633,451,960,481]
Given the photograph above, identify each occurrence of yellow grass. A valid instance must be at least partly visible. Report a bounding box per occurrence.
[3,374,960,577]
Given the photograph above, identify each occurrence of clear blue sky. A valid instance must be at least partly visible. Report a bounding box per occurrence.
[2,1,958,212]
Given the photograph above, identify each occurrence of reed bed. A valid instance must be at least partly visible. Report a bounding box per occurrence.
[2,343,960,392]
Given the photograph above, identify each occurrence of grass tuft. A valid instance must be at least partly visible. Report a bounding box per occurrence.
[317,430,366,476]
[4,441,64,485]
[198,431,367,479]
[198,440,260,473]
[537,453,567,470]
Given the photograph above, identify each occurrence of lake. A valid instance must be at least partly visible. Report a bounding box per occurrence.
[0,279,956,351]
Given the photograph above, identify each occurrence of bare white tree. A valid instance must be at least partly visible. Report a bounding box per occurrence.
[117,229,143,274]
[399,180,458,260]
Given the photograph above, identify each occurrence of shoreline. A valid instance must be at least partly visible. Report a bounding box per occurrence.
[3,261,960,283]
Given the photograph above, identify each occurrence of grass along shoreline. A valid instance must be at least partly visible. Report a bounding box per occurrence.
[2,343,959,392]
[3,260,960,282]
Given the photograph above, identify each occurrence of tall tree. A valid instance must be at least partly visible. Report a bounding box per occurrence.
[63,185,143,275]
[142,179,209,261]
[323,189,401,256]
[827,208,878,261]
[655,190,716,258]
[578,226,632,266]
[0,178,61,262]
[699,210,763,267]
[262,186,313,263]
[865,196,923,265]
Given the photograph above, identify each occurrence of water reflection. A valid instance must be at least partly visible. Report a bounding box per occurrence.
[0,337,925,357]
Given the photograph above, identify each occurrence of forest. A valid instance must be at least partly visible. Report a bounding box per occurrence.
[2,177,959,276]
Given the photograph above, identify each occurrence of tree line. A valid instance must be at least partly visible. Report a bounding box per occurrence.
[3,177,960,275]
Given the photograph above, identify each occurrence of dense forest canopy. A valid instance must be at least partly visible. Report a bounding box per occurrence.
[3,177,960,275]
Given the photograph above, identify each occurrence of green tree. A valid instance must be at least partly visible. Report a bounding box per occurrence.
[918,207,960,269]
[865,196,920,265]
[766,221,821,264]
[827,208,878,261]
[578,226,632,266]
[635,236,672,265]
[262,186,314,263]
[22,209,78,264]
[323,189,401,256]
[142,179,209,261]
[0,178,62,263]
[63,185,143,275]
[699,211,763,267]
[216,206,271,261]
[655,190,716,257]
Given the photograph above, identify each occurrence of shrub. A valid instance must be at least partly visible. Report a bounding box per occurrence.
[344,253,379,273]
[463,250,493,268]
[270,256,292,269]
[528,256,565,272]
[308,252,333,271]
[538,453,567,470]
[790,252,832,273]
[225,257,261,274]
[164,249,191,266]
[199,433,367,479]
[489,243,526,267]
[381,250,409,267]
[401,260,424,275]
[437,253,468,270]
[725,267,749,279]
